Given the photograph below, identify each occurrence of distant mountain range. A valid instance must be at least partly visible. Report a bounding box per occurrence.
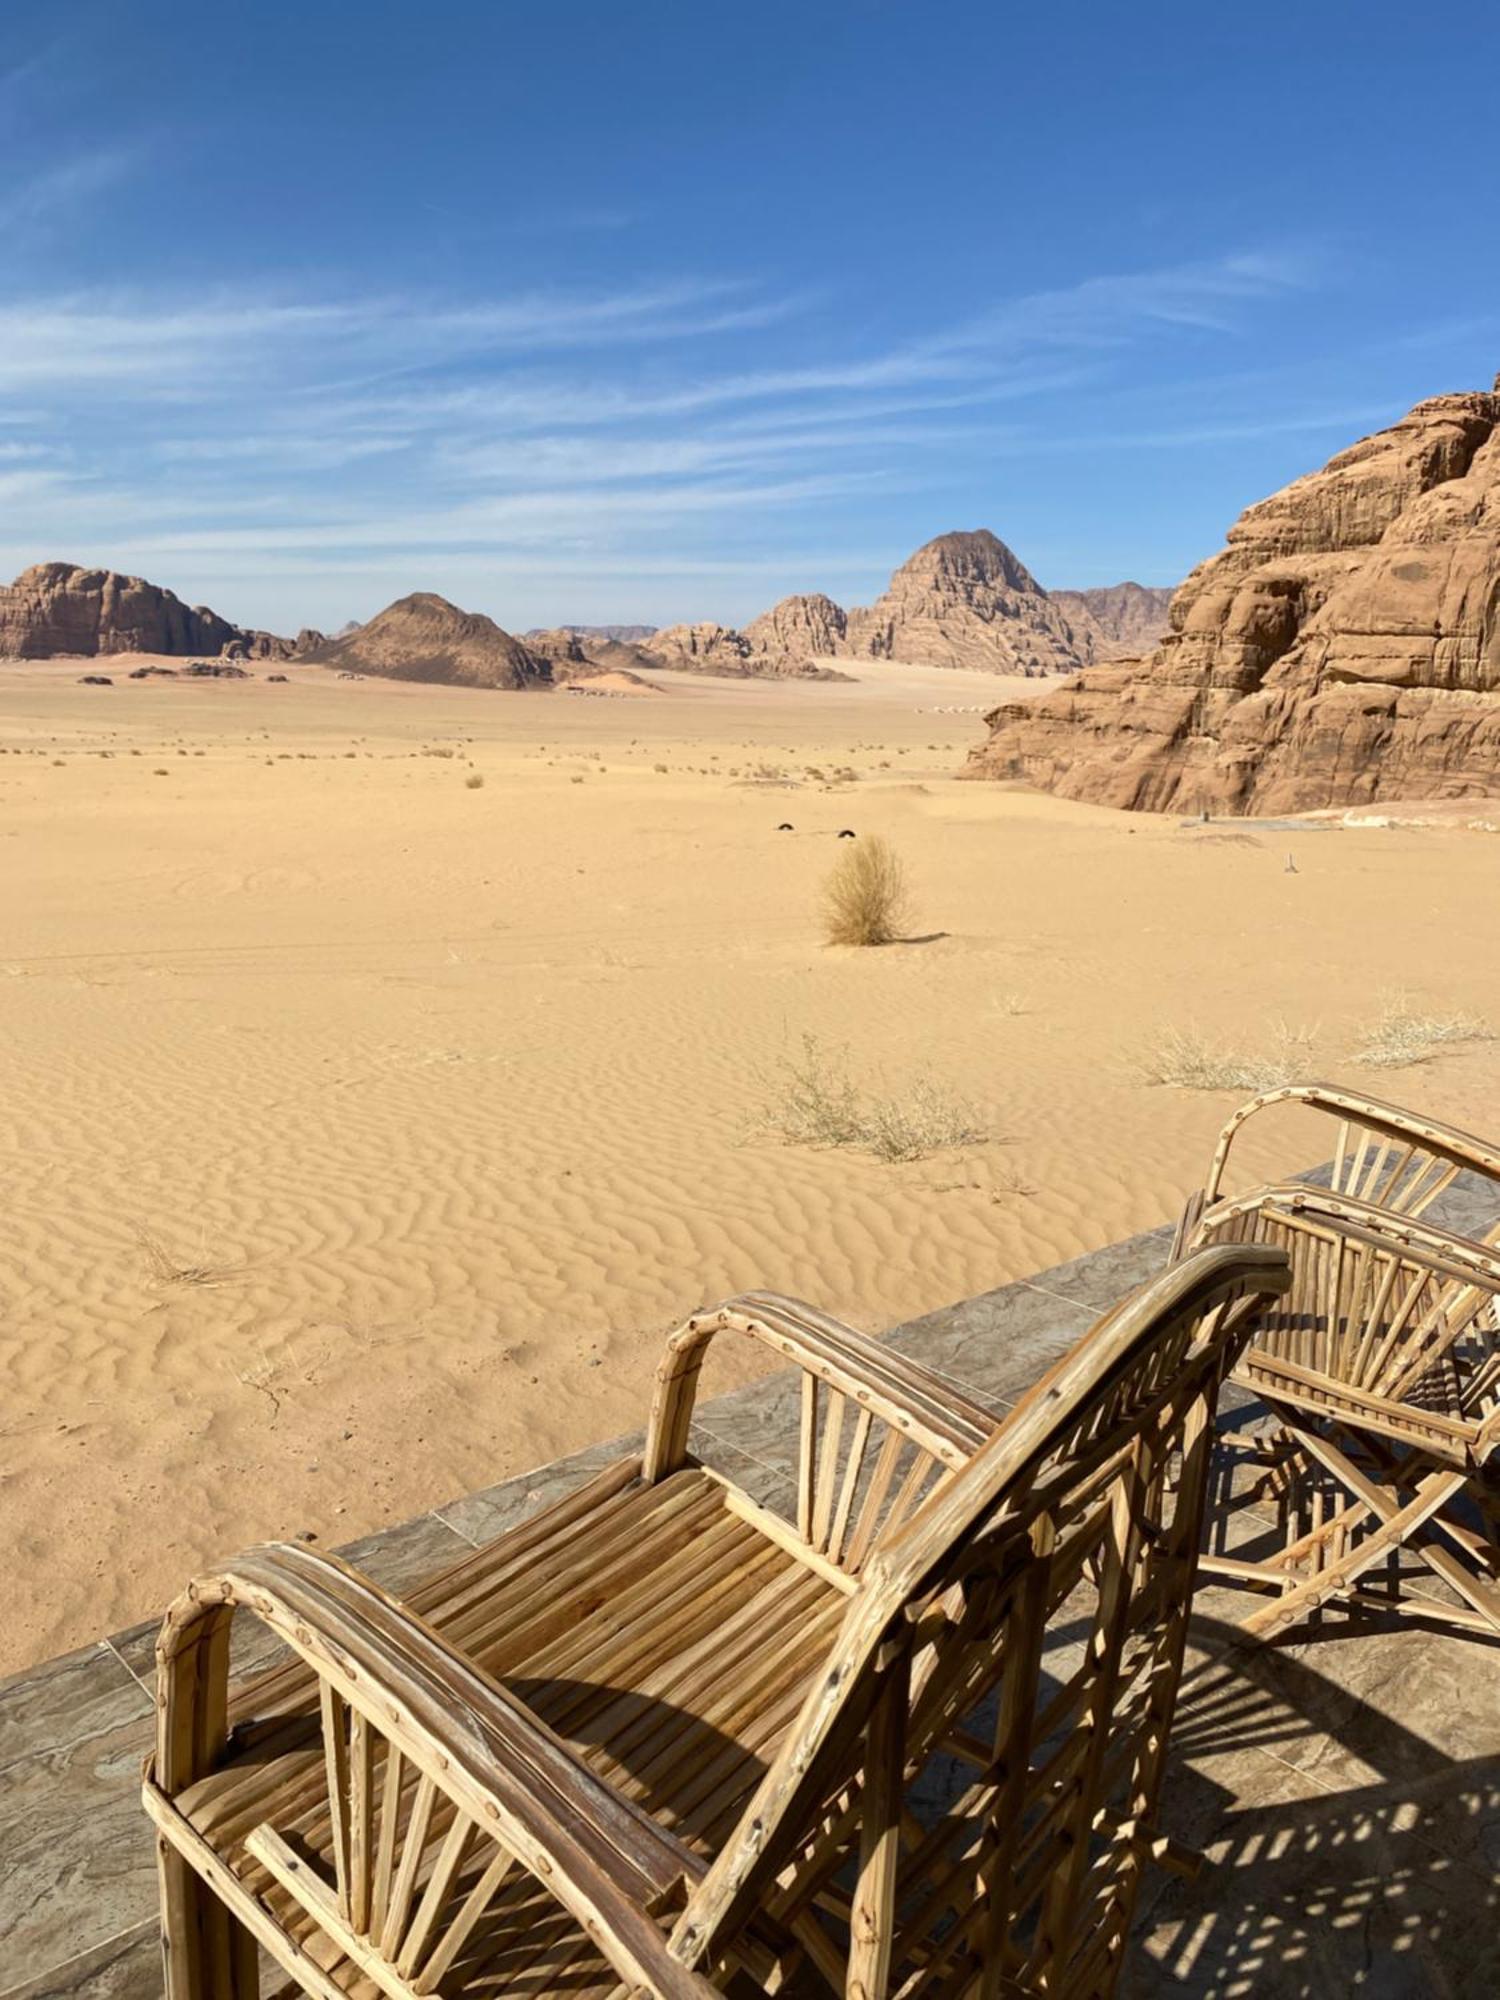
[0,540,1175,685]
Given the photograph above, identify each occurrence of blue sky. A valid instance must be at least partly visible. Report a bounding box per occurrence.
[2,0,1497,635]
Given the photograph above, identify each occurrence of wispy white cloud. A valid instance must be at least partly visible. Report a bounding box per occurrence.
[0,145,144,236]
[0,243,1323,625]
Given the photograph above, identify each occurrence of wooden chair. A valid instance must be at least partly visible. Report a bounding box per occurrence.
[144,1243,1286,2000]
[1176,1084,1500,1642]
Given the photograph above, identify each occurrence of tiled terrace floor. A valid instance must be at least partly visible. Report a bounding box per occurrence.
[4,1191,1499,1997]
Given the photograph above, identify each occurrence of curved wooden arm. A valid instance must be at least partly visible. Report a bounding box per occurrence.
[1199,1083,1500,1208]
[645,1288,995,1484]
[149,1541,717,2000]
[1190,1183,1500,1291]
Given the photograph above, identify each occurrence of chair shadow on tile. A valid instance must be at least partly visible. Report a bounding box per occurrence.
[1132,1613,1500,1997]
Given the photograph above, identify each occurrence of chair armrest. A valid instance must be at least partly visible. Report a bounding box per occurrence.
[1199,1082,1500,1209]
[148,1541,717,2000]
[645,1288,995,1483]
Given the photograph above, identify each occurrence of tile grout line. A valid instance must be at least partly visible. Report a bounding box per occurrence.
[429,1503,484,1549]
[101,1634,156,1707]
[0,1916,157,2000]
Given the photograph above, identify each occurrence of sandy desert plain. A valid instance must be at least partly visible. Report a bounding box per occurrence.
[5,652,1500,1670]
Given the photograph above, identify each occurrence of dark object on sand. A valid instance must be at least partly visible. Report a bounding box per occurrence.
[78,673,113,685]
[838,827,857,838]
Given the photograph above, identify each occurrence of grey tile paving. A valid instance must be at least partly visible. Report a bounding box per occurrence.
[1013,1225,1176,1313]
[0,1708,157,1986]
[432,1428,644,1546]
[0,1644,149,1780]
[888,1274,1094,1409]
[2,1923,159,2000]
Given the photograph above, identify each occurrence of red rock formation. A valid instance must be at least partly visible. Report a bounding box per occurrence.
[303,593,550,689]
[970,387,1500,813]
[0,562,294,659]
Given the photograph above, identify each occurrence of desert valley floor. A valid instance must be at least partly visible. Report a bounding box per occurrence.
[5,654,1500,1670]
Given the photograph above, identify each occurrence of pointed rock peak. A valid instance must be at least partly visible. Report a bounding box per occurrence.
[899,529,1043,594]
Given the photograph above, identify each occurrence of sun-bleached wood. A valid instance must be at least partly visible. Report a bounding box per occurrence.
[1180,1084,1500,1642]
[147,1244,1285,1998]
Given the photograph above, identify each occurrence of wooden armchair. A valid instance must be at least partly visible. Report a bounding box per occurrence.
[1176,1084,1500,1642]
[144,1244,1286,2000]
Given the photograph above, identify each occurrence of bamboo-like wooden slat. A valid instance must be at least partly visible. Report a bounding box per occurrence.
[147,1245,1286,1999]
[1179,1085,1500,1645]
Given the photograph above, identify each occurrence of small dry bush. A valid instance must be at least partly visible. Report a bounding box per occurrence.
[1351,996,1494,1069]
[762,1035,983,1163]
[464,772,485,789]
[822,835,912,947]
[1132,1018,1318,1092]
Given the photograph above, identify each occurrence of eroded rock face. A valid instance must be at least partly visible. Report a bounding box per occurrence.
[970,387,1500,813]
[742,591,848,665]
[1050,582,1174,663]
[844,530,1085,676]
[644,618,848,679]
[303,593,551,689]
[0,562,294,659]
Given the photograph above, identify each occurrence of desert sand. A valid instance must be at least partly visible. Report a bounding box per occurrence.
[6,654,1500,1669]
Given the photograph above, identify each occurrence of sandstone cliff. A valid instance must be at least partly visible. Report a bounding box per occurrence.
[1050,582,1173,662]
[970,386,1500,814]
[0,562,295,659]
[304,593,551,689]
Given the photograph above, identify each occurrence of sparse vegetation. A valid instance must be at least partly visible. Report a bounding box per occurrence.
[822,834,912,947]
[1131,1018,1318,1092]
[761,1034,984,1163]
[136,1226,242,1292]
[1351,996,1494,1069]
[464,772,485,788]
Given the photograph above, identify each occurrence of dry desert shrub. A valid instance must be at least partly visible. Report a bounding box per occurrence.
[464,772,485,788]
[1350,996,1494,1068]
[1132,1018,1318,1092]
[822,834,912,947]
[761,1034,983,1163]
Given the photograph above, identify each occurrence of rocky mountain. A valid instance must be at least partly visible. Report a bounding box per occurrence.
[970,384,1500,813]
[742,591,849,664]
[523,627,654,686]
[840,531,1086,676]
[303,593,551,689]
[532,623,658,645]
[0,562,295,659]
[1049,582,1174,663]
[643,619,849,680]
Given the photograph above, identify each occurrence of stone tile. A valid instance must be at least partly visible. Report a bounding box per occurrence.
[686,1423,796,1517]
[1424,1164,1500,1242]
[433,1429,643,1547]
[1020,1225,1176,1312]
[1129,1746,1500,1998]
[888,1277,1094,1410]
[336,1506,472,1592]
[0,1709,157,1986]
[688,1370,805,1485]
[0,1643,149,1779]
[2,1922,161,1999]
[1237,1620,1500,1873]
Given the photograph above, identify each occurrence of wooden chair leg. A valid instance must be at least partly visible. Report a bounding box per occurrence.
[158,1836,258,1998]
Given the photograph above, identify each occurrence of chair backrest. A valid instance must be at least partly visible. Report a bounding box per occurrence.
[1191,1188,1500,1407]
[672,1242,1289,1998]
[1196,1083,1500,1229]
